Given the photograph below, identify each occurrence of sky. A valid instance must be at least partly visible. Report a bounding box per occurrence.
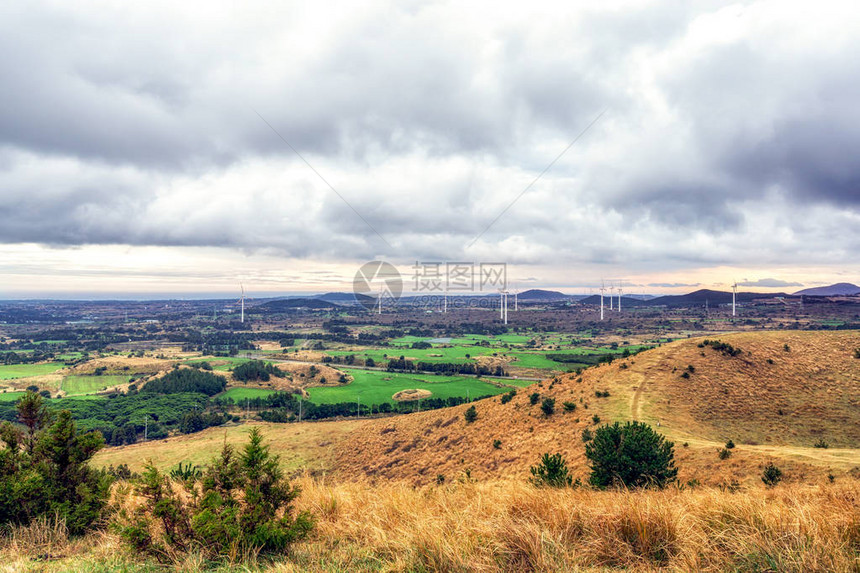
[1,0,859,299]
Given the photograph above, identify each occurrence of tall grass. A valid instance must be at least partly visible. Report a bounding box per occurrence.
[2,478,858,572]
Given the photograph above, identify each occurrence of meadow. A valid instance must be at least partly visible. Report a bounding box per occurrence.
[61,375,130,396]
[306,367,512,405]
[0,362,65,380]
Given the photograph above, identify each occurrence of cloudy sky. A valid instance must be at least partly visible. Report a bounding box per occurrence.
[1,0,858,298]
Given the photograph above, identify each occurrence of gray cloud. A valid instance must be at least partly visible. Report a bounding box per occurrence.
[738,278,804,288]
[0,0,858,278]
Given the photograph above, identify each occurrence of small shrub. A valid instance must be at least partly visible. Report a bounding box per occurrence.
[783,344,791,352]
[585,421,677,489]
[767,358,774,365]
[592,415,601,424]
[562,401,577,412]
[500,390,515,404]
[115,428,312,560]
[581,428,593,443]
[680,371,690,379]
[529,453,572,488]
[464,405,477,423]
[718,448,732,460]
[813,438,829,449]
[436,474,445,484]
[687,365,695,373]
[529,392,540,406]
[540,398,555,416]
[761,462,783,486]
[725,439,735,449]
[492,439,501,449]
[854,348,860,359]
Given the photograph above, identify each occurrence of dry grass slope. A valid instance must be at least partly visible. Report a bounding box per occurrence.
[3,479,860,572]
[334,331,860,486]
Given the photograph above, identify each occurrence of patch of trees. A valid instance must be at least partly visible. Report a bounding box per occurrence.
[178,411,231,434]
[258,394,491,422]
[232,360,285,382]
[699,339,742,357]
[387,357,507,377]
[142,368,227,396]
[0,392,112,534]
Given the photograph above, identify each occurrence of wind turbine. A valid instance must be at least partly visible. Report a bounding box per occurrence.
[237,283,245,323]
[609,284,614,311]
[499,289,509,324]
[599,281,606,321]
[732,280,738,317]
[617,281,623,312]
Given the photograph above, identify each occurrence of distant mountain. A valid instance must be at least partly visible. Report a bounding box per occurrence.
[314,292,375,304]
[578,289,787,308]
[646,289,785,307]
[579,295,649,307]
[256,298,340,312]
[517,289,569,301]
[794,283,860,297]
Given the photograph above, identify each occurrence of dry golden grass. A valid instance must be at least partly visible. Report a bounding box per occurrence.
[5,477,860,572]
[92,421,359,475]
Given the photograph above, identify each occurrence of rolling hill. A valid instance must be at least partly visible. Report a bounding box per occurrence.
[794,282,860,296]
[332,330,860,486]
[93,331,860,488]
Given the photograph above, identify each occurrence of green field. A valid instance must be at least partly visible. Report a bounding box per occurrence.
[218,387,280,402]
[0,362,65,380]
[61,375,130,395]
[0,391,25,402]
[183,357,252,372]
[306,368,513,405]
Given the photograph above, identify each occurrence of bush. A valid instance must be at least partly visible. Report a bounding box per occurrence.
[0,393,112,534]
[540,398,555,416]
[562,401,577,412]
[585,421,677,489]
[718,448,732,460]
[464,405,477,423]
[592,415,601,424]
[813,438,829,449]
[500,390,515,404]
[761,462,783,486]
[115,428,312,560]
[232,360,284,383]
[725,439,735,449]
[854,348,860,359]
[492,439,501,449]
[581,428,593,443]
[529,453,572,488]
[529,392,540,406]
[142,368,226,396]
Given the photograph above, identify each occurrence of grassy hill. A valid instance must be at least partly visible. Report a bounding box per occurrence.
[333,331,860,486]
[90,331,860,487]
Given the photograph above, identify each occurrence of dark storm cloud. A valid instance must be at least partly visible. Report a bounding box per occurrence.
[0,0,858,270]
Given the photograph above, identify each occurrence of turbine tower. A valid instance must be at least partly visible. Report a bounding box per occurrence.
[499,289,509,324]
[238,283,245,323]
[617,281,623,312]
[609,284,614,311]
[732,280,738,317]
[599,281,606,321]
